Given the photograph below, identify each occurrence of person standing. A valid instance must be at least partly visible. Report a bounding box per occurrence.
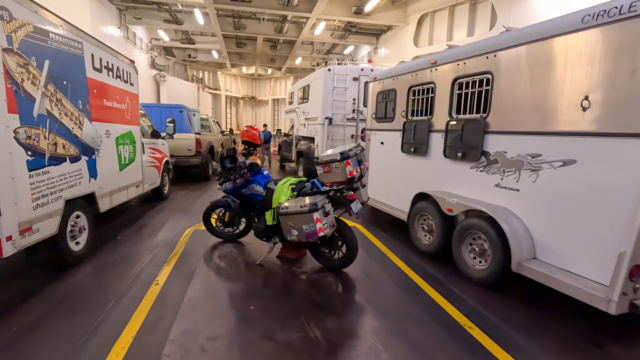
[260,123,272,168]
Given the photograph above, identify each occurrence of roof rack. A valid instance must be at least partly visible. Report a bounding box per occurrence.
[315,58,389,71]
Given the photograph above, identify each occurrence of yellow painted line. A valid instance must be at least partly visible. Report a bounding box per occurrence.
[106,223,202,360]
[341,218,513,360]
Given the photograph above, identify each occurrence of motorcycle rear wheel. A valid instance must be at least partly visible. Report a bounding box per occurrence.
[309,218,359,271]
[203,199,252,241]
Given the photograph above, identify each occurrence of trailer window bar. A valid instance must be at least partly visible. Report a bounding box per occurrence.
[407,83,435,120]
[452,74,492,118]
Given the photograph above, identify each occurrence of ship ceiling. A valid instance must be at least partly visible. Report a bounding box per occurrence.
[109,0,403,76]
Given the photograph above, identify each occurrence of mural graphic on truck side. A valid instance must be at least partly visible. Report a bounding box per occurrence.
[471,150,577,183]
[1,7,100,178]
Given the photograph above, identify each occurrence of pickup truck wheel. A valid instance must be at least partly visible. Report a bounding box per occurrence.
[297,158,305,177]
[278,152,286,169]
[55,200,94,264]
[152,165,171,201]
[202,154,214,181]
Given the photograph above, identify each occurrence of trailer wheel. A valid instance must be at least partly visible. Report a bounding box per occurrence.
[452,217,510,284]
[55,199,94,264]
[407,200,452,255]
[152,165,171,201]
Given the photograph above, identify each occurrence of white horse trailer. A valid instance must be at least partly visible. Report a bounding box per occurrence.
[279,61,383,176]
[365,0,640,315]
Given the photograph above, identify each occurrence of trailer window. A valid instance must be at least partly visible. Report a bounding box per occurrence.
[288,91,294,105]
[407,83,435,120]
[452,74,492,118]
[298,85,310,105]
[375,89,396,123]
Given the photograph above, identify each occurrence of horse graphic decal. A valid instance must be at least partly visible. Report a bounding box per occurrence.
[471,151,577,183]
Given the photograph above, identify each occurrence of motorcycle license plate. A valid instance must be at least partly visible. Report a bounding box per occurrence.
[350,199,362,214]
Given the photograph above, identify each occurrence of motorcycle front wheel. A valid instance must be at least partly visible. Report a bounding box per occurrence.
[309,218,359,271]
[203,199,252,241]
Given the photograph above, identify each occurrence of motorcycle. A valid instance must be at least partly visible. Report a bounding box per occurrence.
[202,146,364,271]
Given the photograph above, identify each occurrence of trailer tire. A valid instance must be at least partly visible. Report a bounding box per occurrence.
[452,217,510,285]
[55,199,94,264]
[408,200,452,255]
[152,165,171,201]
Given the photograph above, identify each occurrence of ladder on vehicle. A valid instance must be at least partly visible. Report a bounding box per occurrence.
[330,59,351,148]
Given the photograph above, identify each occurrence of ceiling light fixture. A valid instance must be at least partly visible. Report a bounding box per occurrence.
[157,29,169,41]
[314,21,326,35]
[194,8,204,25]
[364,0,381,12]
[268,69,272,74]
[344,45,354,54]
[242,66,247,73]
[295,57,302,64]
[212,50,218,59]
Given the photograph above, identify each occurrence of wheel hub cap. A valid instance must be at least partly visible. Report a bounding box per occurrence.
[462,231,492,269]
[415,213,436,245]
[67,211,89,252]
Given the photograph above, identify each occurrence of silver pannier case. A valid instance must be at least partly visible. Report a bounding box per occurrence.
[277,195,337,242]
[315,143,367,186]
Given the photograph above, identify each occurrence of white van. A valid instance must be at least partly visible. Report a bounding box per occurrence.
[365,0,640,314]
[0,0,172,262]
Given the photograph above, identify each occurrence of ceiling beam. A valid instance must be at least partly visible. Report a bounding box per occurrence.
[319,15,404,27]
[282,0,329,74]
[254,36,263,78]
[203,0,232,71]
[221,31,298,41]
[210,4,313,18]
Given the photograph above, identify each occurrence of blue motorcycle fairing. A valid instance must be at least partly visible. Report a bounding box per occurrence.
[222,167,272,201]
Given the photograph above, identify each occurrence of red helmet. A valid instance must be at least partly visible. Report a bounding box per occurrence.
[240,125,262,148]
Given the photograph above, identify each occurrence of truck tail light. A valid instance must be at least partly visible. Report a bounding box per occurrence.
[629,265,640,282]
[195,138,202,152]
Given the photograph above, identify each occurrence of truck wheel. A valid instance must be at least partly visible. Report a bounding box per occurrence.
[407,200,452,255]
[55,199,94,264]
[452,217,510,284]
[297,158,305,177]
[202,153,214,181]
[152,165,171,201]
[278,151,286,169]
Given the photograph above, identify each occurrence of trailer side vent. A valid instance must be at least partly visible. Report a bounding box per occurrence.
[408,83,435,120]
[402,120,430,155]
[443,119,485,162]
[452,74,492,119]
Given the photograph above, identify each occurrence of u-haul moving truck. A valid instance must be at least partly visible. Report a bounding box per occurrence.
[0,0,172,262]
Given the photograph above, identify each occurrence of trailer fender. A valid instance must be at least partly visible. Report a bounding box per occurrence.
[426,191,536,271]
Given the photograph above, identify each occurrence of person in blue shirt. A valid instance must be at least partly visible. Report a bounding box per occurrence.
[259,123,272,168]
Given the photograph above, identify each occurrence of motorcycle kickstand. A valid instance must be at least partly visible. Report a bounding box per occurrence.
[256,240,277,265]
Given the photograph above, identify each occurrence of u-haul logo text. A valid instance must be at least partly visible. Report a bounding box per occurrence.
[90,53,134,87]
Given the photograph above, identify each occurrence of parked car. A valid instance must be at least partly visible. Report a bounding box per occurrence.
[141,104,233,180]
